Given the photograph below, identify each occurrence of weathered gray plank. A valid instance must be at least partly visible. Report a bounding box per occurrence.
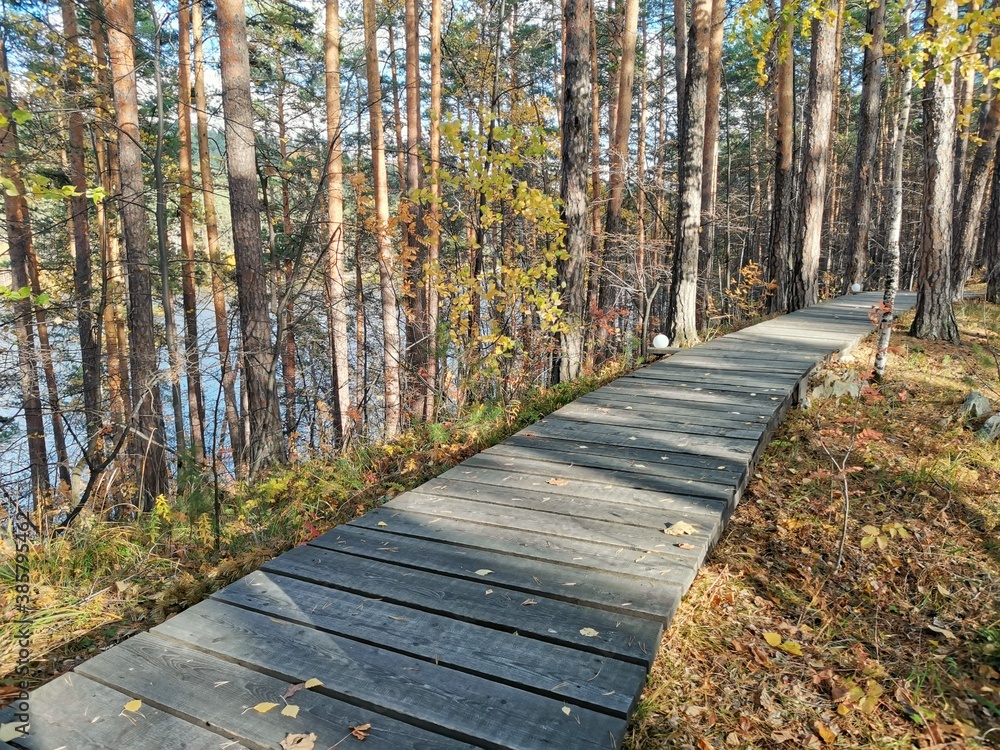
[581,389,778,422]
[637,363,804,387]
[208,570,643,717]
[349,508,699,588]
[599,378,792,411]
[456,454,736,503]
[310,525,683,621]
[622,371,790,397]
[76,632,471,750]
[153,598,628,749]
[6,672,247,750]
[262,542,662,665]
[551,400,771,436]
[574,392,774,426]
[385,493,717,568]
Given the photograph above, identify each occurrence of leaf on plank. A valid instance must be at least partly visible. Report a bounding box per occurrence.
[664,521,698,536]
[474,569,493,576]
[281,704,300,718]
[547,478,569,486]
[304,678,324,689]
[350,723,372,740]
[122,699,142,713]
[280,732,317,749]
[579,627,600,637]
[252,702,278,714]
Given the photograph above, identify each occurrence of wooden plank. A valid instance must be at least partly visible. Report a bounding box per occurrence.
[5,672,247,750]
[385,493,718,567]
[76,631,473,750]
[551,400,772,436]
[574,392,774,425]
[662,352,816,373]
[208,570,644,717]
[262,543,662,666]
[601,378,792,411]
[153,598,629,750]
[638,362,804,386]
[455,454,737,504]
[622,371,791,397]
[518,418,758,463]
[483,441,745,488]
[581,389,778,422]
[310,525,683,621]
[349,508,699,589]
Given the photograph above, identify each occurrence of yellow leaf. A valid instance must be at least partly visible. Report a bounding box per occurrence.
[780,641,803,656]
[547,478,569,486]
[281,704,300,718]
[664,521,698,536]
[562,706,571,715]
[813,720,835,744]
[122,699,142,713]
[860,535,876,549]
[377,521,388,527]
[837,703,851,716]
[475,569,493,576]
[304,678,323,689]
[579,627,600,637]
[253,702,279,713]
[763,632,782,647]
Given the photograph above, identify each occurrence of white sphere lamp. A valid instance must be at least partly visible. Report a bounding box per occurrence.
[652,334,670,349]
[850,282,862,294]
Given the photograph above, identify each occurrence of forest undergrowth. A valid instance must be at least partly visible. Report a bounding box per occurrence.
[0,361,630,701]
[627,300,1000,749]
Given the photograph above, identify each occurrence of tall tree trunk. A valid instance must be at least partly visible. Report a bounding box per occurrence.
[216,0,287,471]
[556,0,593,382]
[1,38,50,507]
[404,0,429,420]
[363,0,402,438]
[696,0,725,331]
[177,0,206,460]
[426,0,442,421]
[986,145,1000,303]
[953,0,980,209]
[636,14,648,343]
[843,0,886,292]
[910,0,959,342]
[59,0,102,450]
[767,0,795,314]
[668,0,712,346]
[193,0,243,472]
[105,0,169,507]
[275,78,298,456]
[952,91,1000,298]
[325,0,351,443]
[149,0,187,456]
[675,0,687,127]
[604,0,639,246]
[821,0,847,277]
[874,0,913,382]
[387,24,407,183]
[790,0,837,311]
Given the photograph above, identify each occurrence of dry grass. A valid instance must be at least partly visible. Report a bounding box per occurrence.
[626,300,1000,749]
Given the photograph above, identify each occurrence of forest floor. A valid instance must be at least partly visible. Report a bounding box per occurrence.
[626,299,1000,749]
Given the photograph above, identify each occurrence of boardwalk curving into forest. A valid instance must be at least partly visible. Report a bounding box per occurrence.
[5,292,915,750]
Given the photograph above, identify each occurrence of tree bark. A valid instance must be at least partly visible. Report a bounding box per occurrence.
[910,0,959,342]
[696,0,725,331]
[843,0,886,293]
[363,0,402,438]
[952,91,1000,298]
[668,0,712,347]
[555,0,593,382]
[426,0,442,421]
[790,0,837,311]
[1,38,50,507]
[986,144,1000,303]
[675,0,687,128]
[177,0,205,460]
[216,0,287,471]
[603,0,639,246]
[105,0,169,507]
[767,0,795,314]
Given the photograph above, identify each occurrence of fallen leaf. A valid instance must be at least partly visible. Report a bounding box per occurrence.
[780,640,803,656]
[771,728,799,743]
[350,723,372,740]
[579,627,600,637]
[562,706,571,716]
[814,720,835,744]
[253,702,278,714]
[697,739,715,750]
[283,682,304,699]
[664,521,698,536]
[281,704,300,718]
[376,521,388,527]
[475,569,493,576]
[122,699,142,713]
[304,678,324,689]
[522,598,538,606]
[547,478,569,486]
[927,623,957,640]
[676,542,696,550]
[280,733,317,750]
[763,632,782,647]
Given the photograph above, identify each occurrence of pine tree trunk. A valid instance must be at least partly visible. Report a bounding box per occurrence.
[790,0,837,312]
[675,0,687,127]
[668,0,712,347]
[105,0,169,507]
[952,92,1000,298]
[193,0,244,472]
[325,0,351,442]
[556,0,593,382]
[767,0,795,314]
[696,0,725,331]
[1,39,50,507]
[388,24,407,184]
[426,0,442,421]
[216,0,287,471]
[843,0,886,293]
[985,146,1000,304]
[177,0,206,460]
[363,0,402,438]
[604,0,639,246]
[909,0,960,342]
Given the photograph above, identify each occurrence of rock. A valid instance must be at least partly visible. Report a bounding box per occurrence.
[961,391,992,420]
[977,414,1000,442]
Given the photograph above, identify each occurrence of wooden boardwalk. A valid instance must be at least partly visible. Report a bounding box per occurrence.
[5,292,915,749]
